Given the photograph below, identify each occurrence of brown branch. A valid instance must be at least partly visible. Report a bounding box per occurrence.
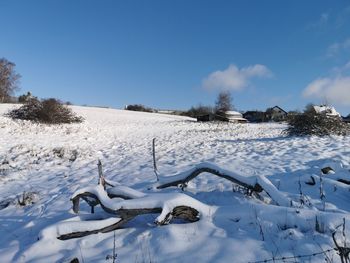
[305,176,316,185]
[332,229,350,263]
[57,217,129,240]
[157,166,263,193]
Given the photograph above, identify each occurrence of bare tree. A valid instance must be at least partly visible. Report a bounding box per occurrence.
[0,58,21,103]
[215,91,233,114]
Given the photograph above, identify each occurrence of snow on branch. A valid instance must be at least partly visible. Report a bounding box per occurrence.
[58,184,210,239]
[55,217,127,240]
[45,161,291,240]
[156,162,291,207]
[72,184,209,222]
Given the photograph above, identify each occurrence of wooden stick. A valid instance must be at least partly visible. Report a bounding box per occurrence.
[152,138,159,181]
[97,159,106,189]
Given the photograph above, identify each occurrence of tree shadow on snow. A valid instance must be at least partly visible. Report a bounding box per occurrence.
[216,136,290,144]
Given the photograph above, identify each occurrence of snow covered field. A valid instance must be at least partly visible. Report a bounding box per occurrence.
[1,103,350,263]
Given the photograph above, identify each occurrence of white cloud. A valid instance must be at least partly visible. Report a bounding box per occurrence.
[306,12,329,30]
[345,60,350,70]
[345,39,350,49]
[331,60,350,74]
[327,43,341,57]
[303,76,350,106]
[336,5,350,28]
[326,38,350,57]
[321,13,329,22]
[202,64,272,91]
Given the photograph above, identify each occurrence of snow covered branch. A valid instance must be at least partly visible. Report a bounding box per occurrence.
[51,162,292,240]
[60,184,209,239]
[57,217,128,240]
[156,162,291,207]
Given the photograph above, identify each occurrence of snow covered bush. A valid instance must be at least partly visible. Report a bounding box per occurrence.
[7,98,83,124]
[286,111,350,136]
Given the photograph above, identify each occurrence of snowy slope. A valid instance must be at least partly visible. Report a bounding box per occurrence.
[1,103,350,262]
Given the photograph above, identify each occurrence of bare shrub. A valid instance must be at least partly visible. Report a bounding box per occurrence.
[125,104,153,112]
[183,104,213,118]
[286,111,350,136]
[7,98,83,124]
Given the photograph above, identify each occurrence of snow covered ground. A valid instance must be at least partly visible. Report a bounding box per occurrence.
[1,103,350,262]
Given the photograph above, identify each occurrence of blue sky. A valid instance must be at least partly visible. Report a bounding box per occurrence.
[1,0,350,114]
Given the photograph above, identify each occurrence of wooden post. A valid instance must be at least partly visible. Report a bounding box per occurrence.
[152,138,159,181]
[97,159,106,189]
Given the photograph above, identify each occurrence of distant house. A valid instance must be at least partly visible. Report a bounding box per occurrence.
[313,105,341,117]
[223,111,248,123]
[266,106,288,122]
[196,113,215,122]
[18,92,34,103]
[157,110,175,114]
[243,111,267,123]
[197,111,247,123]
[343,116,350,123]
[156,109,186,115]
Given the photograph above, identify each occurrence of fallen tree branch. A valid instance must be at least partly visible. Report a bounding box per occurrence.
[157,166,262,192]
[57,217,129,240]
[72,185,207,221]
[156,162,291,207]
[54,203,200,240]
[56,184,208,240]
[51,161,291,240]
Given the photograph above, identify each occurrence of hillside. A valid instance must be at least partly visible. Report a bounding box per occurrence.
[1,104,350,263]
